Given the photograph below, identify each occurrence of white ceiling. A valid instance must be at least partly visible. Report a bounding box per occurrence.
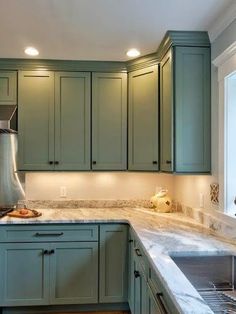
[0,0,234,61]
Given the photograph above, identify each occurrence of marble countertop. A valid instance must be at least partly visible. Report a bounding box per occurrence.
[1,207,236,314]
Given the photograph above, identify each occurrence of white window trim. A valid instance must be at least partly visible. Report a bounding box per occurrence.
[213,41,236,213]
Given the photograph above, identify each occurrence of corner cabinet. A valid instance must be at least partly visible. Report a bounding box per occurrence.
[18,71,91,171]
[160,46,211,173]
[92,73,127,170]
[128,66,159,171]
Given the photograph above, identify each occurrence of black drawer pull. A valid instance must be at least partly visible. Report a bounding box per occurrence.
[43,250,49,255]
[49,249,55,255]
[152,161,158,164]
[128,239,134,243]
[134,270,140,278]
[35,232,64,237]
[156,292,168,314]
[54,161,59,165]
[92,161,97,165]
[135,248,142,257]
[166,160,171,164]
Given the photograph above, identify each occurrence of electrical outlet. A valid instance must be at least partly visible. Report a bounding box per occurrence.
[60,186,67,198]
[199,193,204,208]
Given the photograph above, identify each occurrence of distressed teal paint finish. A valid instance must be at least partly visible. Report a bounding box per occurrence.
[128,66,159,171]
[160,50,173,172]
[174,46,211,173]
[50,242,98,304]
[54,72,91,170]
[0,71,17,105]
[18,71,55,170]
[92,73,127,170]
[0,243,50,306]
[99,224,128,303]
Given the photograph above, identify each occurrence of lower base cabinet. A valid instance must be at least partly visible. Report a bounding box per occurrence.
[0,223,128,312]
[0,242,98,306]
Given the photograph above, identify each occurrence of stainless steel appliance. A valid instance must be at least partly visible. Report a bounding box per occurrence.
[0,105,25,213]
[172,255,236,313]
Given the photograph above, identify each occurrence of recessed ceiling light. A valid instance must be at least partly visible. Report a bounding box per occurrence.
[126,48,140,58]
[24,47,39,56]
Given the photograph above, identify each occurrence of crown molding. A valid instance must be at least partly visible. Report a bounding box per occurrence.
[156,31,210,60]
[126,52,159,72]
[208,2,236,42]
[0,59,127,72]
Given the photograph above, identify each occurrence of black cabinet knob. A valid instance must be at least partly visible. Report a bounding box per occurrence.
[166,160,171,164]
[128,239,134,243]
[92,161,97,165]
[134,270,140,278]
[49,161,53,165]
[43,250,49,255]
[54,161,59,165]
[152,161,157,165]
[49,249,55,255]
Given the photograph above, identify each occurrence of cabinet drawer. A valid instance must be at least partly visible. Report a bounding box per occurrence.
[133,238,148,278]
[0,224,98,242]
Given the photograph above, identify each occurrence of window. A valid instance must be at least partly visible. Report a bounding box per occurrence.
[213,42,236,215]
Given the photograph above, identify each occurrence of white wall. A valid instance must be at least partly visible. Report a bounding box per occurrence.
[25,172,173,200]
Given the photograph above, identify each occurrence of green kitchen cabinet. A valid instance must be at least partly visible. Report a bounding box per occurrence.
[50,242,98,304]
[160,46,211,173]
[92,72,127,170]
[0,71,17,105]
[128,66,159,171]
[0,243,50,306]
[18,71,55,170]
[54,72,91,170]
[18,71,91,171]
[99,224,128,303]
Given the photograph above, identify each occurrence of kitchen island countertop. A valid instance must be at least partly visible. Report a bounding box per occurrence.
[1,207,236,314]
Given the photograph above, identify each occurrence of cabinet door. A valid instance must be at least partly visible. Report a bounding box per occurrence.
[50,242,98,304]
[174,47,211,172]
[128,66,159,170]
[55,72,91,170]
[128,233,135,313]
[160,50,173,172]
[0,71,17,105]
[18,71,55,170]
[133,257,147,314]
[99,224,128,303]
[92,72,127,170]
[0,243,50,306]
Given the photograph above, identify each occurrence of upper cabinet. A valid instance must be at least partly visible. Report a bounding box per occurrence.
[18,71,91,171]
[159,32,211,173]
[0,71,17,105]
[18,71,55,171]
[128,66,159,171]
[54,72,90,170]
[92,72,127,170]
[6,30,211,173]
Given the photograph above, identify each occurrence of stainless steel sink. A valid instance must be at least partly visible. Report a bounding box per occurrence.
[171,255,236,313]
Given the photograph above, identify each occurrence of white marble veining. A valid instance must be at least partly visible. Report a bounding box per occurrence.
[1,207,236,314]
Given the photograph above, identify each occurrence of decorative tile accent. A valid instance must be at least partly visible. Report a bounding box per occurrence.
[210,182,219,205]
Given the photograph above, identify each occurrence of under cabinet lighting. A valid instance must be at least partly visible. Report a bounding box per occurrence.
[126,48,140,58]
[24,47,39,56]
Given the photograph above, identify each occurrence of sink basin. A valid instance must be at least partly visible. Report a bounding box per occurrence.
[171,255,236,313]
